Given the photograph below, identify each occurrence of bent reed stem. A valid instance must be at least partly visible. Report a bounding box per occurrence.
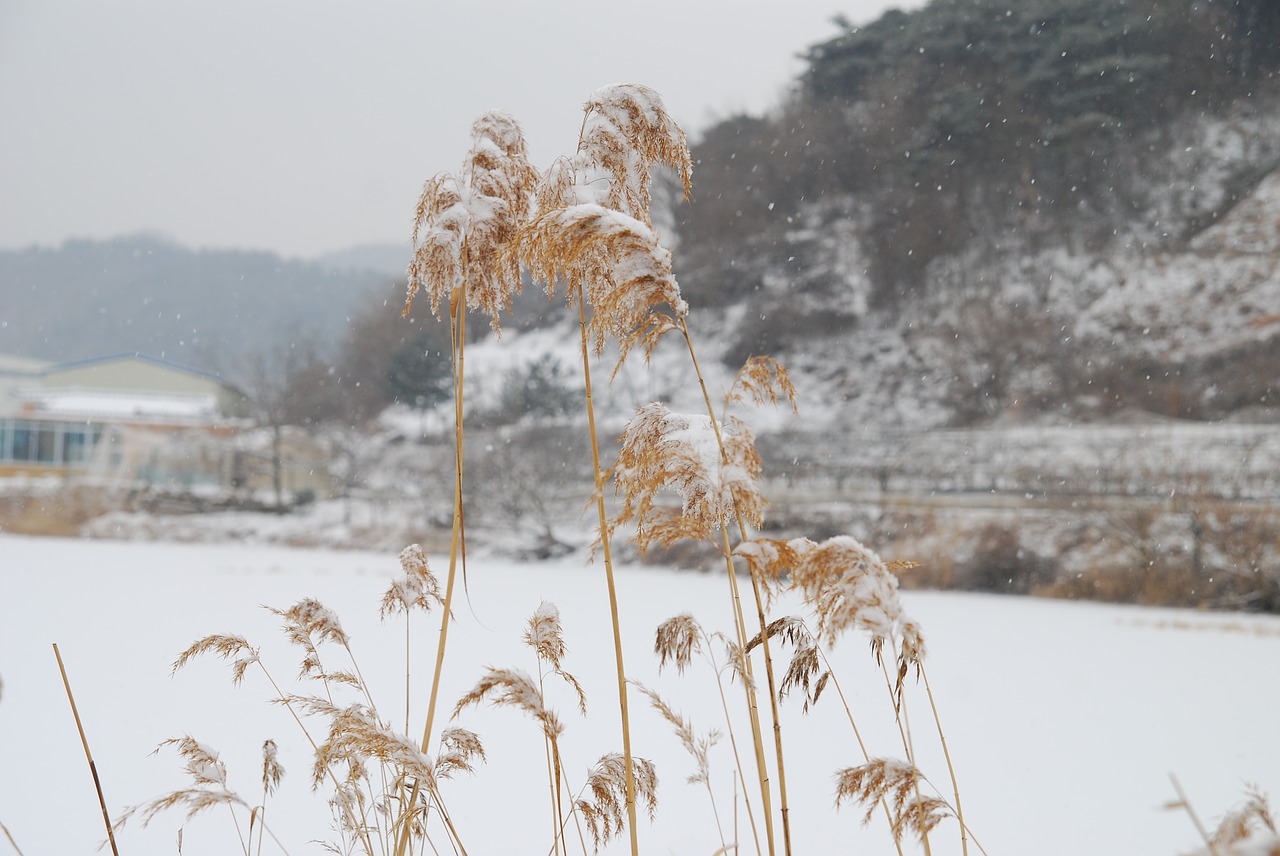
[819,647,906,856]
[577,296,640,856]
[681,322,791,856]
[398,268,471,856]
[1,821,26,856]
[921,664,969,856]
[718,526,776,856]
[53,644,121,856]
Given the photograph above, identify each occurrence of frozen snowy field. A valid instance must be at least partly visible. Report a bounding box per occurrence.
[2,534,1278,855]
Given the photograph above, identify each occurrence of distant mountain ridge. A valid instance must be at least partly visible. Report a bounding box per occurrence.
[0,235,400,381]
[315,242,411,278]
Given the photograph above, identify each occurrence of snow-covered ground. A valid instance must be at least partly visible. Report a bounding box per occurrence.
[2,534,1278,855]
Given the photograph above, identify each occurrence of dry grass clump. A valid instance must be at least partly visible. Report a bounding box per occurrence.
[122,550,480,855]
[117,83,992,856]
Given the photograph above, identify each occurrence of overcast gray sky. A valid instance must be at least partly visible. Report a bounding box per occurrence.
[1,0,919,259]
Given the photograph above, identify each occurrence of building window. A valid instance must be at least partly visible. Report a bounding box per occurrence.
[0,420,103,468]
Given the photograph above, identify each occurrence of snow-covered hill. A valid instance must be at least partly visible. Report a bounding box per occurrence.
[672,96,1280,431]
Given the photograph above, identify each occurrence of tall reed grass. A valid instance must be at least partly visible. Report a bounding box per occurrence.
[109,84,982,856]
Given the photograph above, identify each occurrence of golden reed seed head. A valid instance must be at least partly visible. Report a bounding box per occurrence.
[654,613,702,674]
[261,739,284,795]
[835,757,952,843]
[514,202,687,365]
[575,752,659,850]
[577,83,692,226]
[406,111,539,330]
[435,726,487,780]
[727,355,800,413]
[453,666,566,741]
[523,600,568,669]
[171,633,259,685]
[269,598,350,649]
[612,403,765,552]
[734,536,927,686]
[311,703,433,791]
[631,681,718,785]
[381,544,443,618]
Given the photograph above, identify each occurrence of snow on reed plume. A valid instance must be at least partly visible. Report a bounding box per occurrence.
[835,758,953,844]
[612,402,765,551]
[406,111,539,327]
[736,536,926,687]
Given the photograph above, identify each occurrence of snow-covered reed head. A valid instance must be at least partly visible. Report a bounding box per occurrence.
[516,203,686,362]
[612,402,765,552]
[516,84,694,366]
[653,613,703,675]
[835,757,952,844]
[380,543,443,618]
[523,600,588,715]
[736,536,927,676]
[538,83,692,225]
[406,110,539,328]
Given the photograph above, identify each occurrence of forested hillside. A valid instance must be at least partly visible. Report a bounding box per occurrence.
[675,0,1280,427]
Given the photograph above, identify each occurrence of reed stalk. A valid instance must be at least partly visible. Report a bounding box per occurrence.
[921,664,969,856]
[53,644,120,856]
[882,652,932,856]
[576,296,641,855]
[681,322,791,855]
[0,821,25,856]
[398,255,471,856]
[719,526,776,856]
[818,648,906,856]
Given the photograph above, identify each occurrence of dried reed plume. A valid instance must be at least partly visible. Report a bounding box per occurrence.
[537,83,691,224]
[406,111,539,326]
[632,683,720,788]
[524,601,588,715]
[171,634,259,685]
[736,536,927,678]
[575,753,659,852]
[726,356,799,414]
[117,737,248,828]
[525,600,570,670]
[654,613,702,674]
[435,727,487,781]
[747,617,830,714]
[516,203,687,366]
[613,402,765,551]
[267,599,361,687]
[453,667,566,741]
[310,702,435,790]
[1210,786,1278,851]
[380,544,444,618]
[631,682,728,849]
[261,739,283,795]
[835,758,952,844]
